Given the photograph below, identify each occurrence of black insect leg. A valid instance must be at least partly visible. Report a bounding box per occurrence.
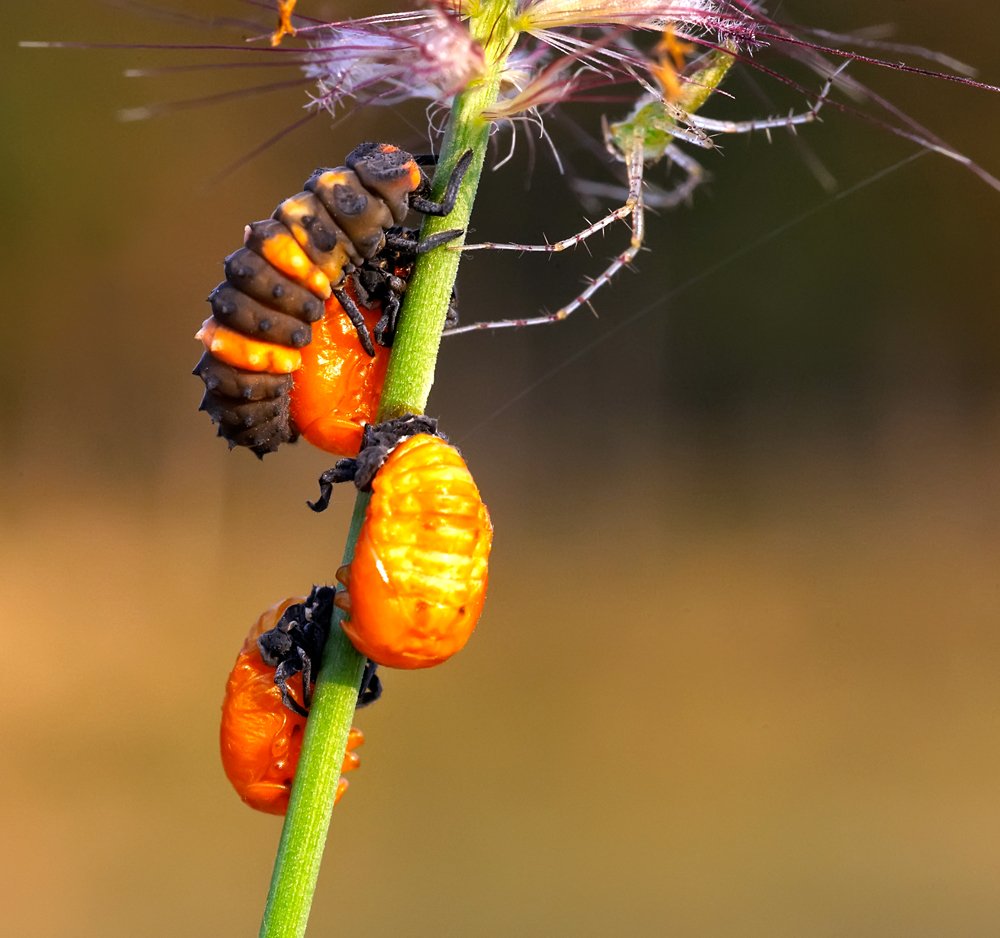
[308,458,360,512]
[332,286,376,357]
[384,227,464,255]
[357,659,382,708]
[273,653,310,717]
[298,648,315,711]
[445,287,459,330]
[409,149,473,216]
[373,294,401,348]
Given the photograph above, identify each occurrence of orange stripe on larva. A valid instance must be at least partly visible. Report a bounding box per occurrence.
[196,318,302,373]
[252,227,332,299]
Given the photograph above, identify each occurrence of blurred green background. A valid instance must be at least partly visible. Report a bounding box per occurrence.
[4,1,1000,935]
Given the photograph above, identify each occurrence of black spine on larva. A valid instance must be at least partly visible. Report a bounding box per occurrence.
[194,354,296,457]
[223,249,325,322]
[200,387,297,457]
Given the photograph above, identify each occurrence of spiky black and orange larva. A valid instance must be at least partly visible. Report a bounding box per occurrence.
[194,143,472,457]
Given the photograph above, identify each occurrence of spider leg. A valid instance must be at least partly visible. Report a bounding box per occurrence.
[444,140,646,336]
[458,152,639,258]
[443,68,839,338]
[684,66,839,137]
[575,145,706,212]
[645,146,706,209]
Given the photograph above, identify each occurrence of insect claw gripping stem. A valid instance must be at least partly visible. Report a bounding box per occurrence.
[409,149,474,216]
[357,658,383,708]
[307,460,360,513]
[257,587,336,717]
[415,229,466,253]
[329,148,471,353]
[308,415,443,511]
[253,585,384,716]
[383,227,465,255]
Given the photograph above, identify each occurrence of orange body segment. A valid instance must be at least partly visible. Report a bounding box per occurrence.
[248,223,332,299]
[338,434,493,669]
[197,318,302,374]
[289,292,390,456]
[220,598,364,815]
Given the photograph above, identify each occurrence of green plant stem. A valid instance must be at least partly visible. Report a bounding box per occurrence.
[259,493,369,938]
[378,11,516,419]
[259,3,519,936]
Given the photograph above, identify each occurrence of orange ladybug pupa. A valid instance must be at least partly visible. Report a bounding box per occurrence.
[220,588,380,814]
[310,415,493,670]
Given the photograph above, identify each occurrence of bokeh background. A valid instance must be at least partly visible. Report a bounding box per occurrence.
[4,1,1000,935]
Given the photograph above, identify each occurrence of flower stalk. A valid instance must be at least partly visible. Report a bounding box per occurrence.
[258,2,520,936]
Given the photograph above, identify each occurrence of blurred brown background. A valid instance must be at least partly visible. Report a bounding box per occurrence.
[4,1,1000,935]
